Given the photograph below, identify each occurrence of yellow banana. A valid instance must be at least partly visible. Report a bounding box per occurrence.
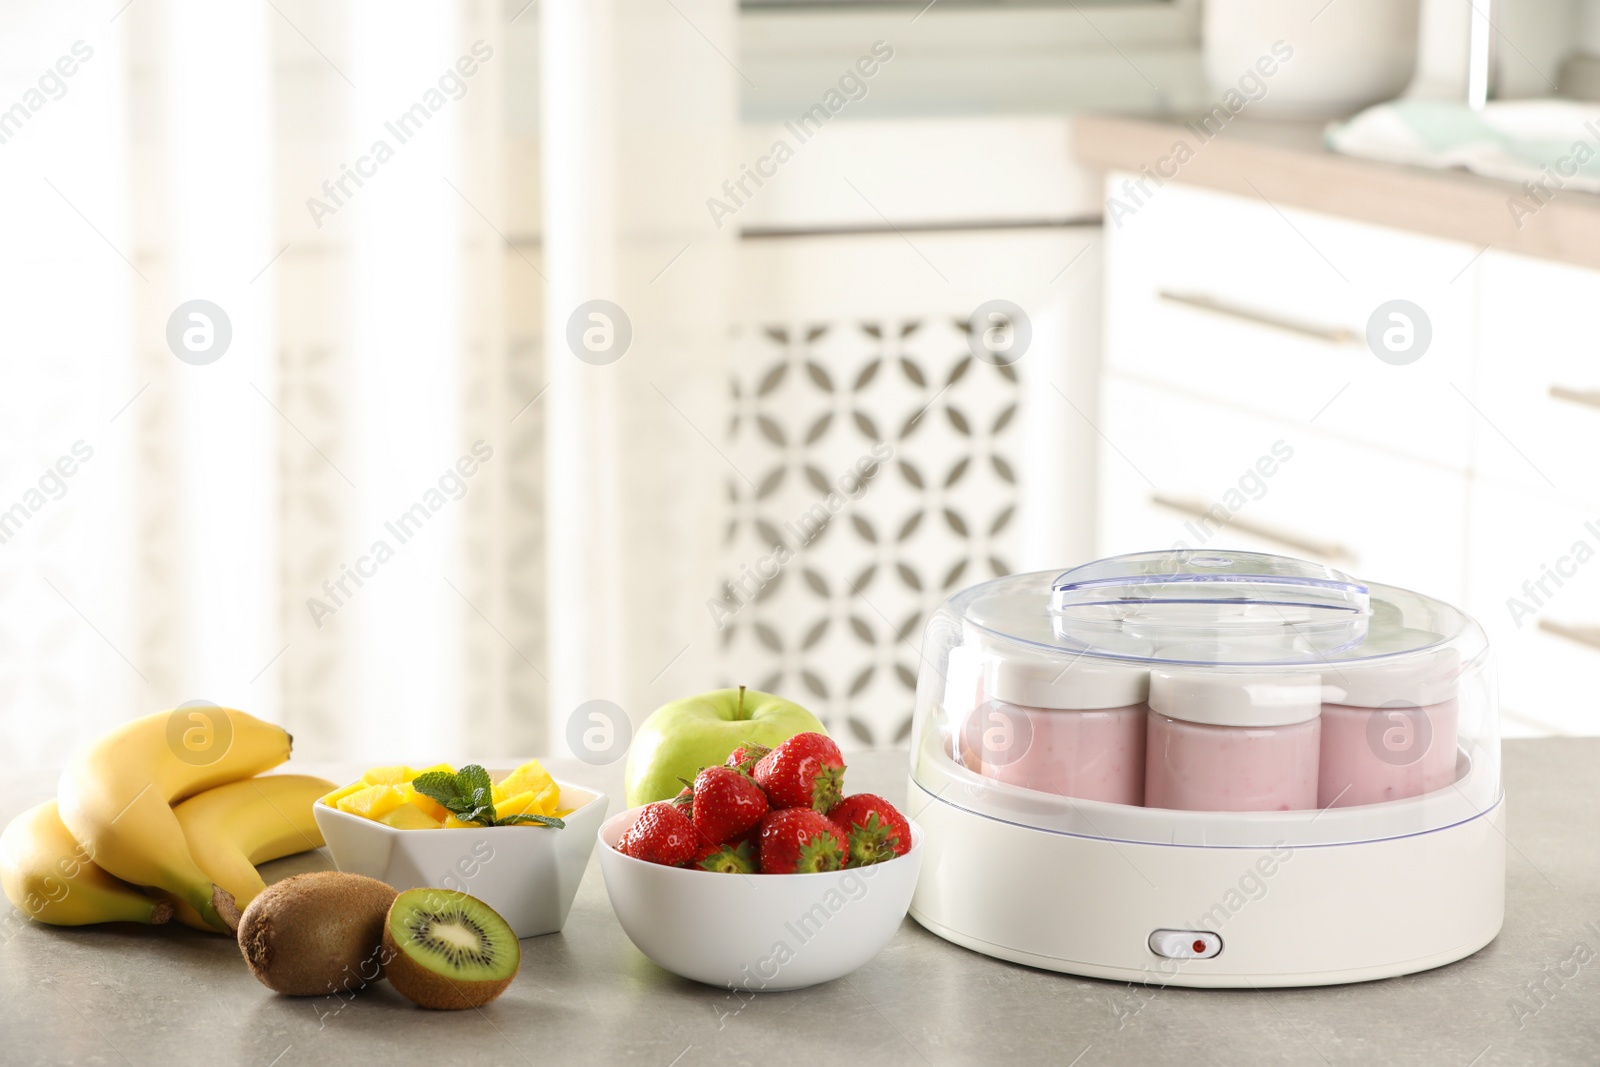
[167,774,333,932]
[0,801,173,927]
[56,707,292,932]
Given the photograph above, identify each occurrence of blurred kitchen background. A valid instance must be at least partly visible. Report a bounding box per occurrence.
[3,0,1596,768]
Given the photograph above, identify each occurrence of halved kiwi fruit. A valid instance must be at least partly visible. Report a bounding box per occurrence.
[381,888,520,1009]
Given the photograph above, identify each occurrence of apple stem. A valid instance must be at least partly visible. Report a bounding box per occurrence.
[736,685,747,721]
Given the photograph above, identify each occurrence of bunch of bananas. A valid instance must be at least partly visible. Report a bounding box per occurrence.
[0,707,332,934]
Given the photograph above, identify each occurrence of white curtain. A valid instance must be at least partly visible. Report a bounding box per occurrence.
[0,0,549,767]
[540,0,736,754]
[0,2,138,765]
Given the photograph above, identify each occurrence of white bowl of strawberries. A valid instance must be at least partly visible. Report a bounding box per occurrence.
[597,732,922,992]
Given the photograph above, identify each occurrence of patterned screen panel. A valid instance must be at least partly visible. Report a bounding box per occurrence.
[715,315,1022,749]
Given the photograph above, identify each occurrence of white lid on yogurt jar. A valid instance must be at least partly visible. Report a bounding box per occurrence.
[1325,631,1461,708]
[986,651,1148,710]
[1149,669,1322,728]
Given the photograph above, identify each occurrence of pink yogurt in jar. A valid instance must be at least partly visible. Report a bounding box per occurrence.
[1317,648,1459,808]
[971,653,1148,806]
[1144,670,1322,812]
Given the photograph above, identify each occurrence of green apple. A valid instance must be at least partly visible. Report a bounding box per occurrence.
[624,687,826,806]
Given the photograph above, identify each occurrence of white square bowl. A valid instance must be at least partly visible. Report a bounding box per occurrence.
[312,776,608,938]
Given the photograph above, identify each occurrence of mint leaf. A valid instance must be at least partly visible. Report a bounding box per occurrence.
[459,804,497,826]
[497,814,565,828]
[411,771,462,805]
[457,764,493,798]
[406,765,564,829]
[454,765,497,823]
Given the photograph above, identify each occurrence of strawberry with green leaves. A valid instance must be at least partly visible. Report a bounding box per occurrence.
[690,838,758,874]
[724,742,770,775]
[758,808,847,873]
[828,794,910,867]
[754,732,845,812]
[691,765,768,844]
[668,784,694,817]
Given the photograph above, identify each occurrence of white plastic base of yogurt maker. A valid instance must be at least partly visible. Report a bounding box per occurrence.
[905,773,1505,989]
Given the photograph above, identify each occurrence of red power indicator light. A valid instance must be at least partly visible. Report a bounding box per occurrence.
[1192,939,1207,954]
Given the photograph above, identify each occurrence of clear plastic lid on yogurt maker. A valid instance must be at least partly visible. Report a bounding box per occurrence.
[910,550,1500,847]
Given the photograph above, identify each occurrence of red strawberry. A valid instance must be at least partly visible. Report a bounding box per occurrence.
[668,784,694,817]
[754,732,845,812]
[829,794,911,867]
[725,742,771,775]
[689,838,758,874]
[691,765,768,844]
[758,808,847,873]
[617,802,697,866]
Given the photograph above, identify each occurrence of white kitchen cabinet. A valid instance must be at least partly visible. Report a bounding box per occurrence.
[1475,251,1600,507]
[1104,178,1478,472]
[1100,378,1469,606]
[1467,251,1600,736]
[1465,481,1600,736]
[1101,176,1600,737]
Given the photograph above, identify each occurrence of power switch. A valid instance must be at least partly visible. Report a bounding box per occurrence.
[1149,929,1222,959]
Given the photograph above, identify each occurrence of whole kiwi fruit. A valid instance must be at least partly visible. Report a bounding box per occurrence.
[382,887,520,1009]
[238,871,398,996]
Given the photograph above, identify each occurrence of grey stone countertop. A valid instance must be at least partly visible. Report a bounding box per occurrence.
[3,740,1597,1066]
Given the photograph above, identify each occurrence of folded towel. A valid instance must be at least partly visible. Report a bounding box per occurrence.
[1325,99,1600,194]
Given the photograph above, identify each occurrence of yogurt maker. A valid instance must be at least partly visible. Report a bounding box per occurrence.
[906,550,1504,988]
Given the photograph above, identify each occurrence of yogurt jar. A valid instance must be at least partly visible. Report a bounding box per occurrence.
[1317,643,1459,808]
[966,652,1149,805]
[944,643,988,773]
[1145,670,1322,812]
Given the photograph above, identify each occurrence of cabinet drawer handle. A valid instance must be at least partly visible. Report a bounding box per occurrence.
[1158,291,1358,346]
[1548,385,1600,411]
[1150,493,1357,564]
[1538,618,1600,651]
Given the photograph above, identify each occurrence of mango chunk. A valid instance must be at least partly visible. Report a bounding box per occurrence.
[530,781,561,815]
[495,789,559,825]
[320,781,367,808]
[496,791,542,816]
[442,814,482,829]
[379,803,442,830]
[494,759,555,803]
[337,784,406,819]
[360,765,417,786]
[399,783,449,822]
